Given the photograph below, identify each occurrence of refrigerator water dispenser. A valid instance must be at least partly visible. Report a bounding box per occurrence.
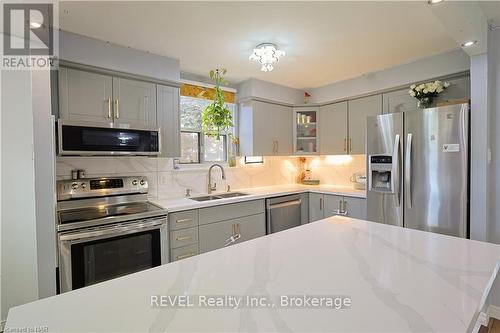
[369,155,394,193]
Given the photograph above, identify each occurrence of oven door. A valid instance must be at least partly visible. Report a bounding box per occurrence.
[58,120,160,156]
[58,217,167,293]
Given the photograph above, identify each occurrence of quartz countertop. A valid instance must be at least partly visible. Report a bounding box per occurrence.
[6,217,500,332]
[151,184,366,212]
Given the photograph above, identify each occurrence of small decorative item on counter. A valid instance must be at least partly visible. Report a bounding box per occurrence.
[301,179,320,185]
[173,158,180,170]
[304,92,311,104]
[71,169,78,180]
[228,137,239,167]
[297,157,307,183]
[408,80,450,109]
[77,169,85,179]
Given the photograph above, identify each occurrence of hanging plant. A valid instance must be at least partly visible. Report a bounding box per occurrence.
[201,69,234,140]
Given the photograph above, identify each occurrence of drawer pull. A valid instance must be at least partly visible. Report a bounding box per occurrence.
[176,218,193,224]
[176,235,192,241]
[176,252,196,260]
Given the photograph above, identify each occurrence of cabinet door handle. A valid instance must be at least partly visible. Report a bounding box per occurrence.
[107,98,112,118]
[115,99,120,119]
[176,235,192,241]
[276,140,279,153]
[176,252,196,260]
[349,138,352,153]
[343,138,347,152]
[175,218,193,224]
[319,197,323,211]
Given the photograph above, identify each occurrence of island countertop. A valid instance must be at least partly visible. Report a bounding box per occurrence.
[6,217,500,332]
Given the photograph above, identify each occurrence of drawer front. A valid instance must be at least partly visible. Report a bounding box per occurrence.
[170,244,199,262]
[323,194,344,218]
[170,227,198,248]
[169,210,199,231]
[199,213,266,254]
[199,200,265,225]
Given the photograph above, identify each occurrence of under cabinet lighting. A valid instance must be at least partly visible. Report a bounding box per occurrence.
[244,156,264,164]
[461,40,477,47]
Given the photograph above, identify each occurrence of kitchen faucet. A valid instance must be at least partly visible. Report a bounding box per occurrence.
[208,164,226,194]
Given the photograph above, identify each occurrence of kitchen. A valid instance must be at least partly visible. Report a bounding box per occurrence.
[2,1,500,332]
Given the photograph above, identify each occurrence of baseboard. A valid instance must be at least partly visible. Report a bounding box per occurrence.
[488,305,500,320]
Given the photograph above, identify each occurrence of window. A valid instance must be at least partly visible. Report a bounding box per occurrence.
[179,95,235,164]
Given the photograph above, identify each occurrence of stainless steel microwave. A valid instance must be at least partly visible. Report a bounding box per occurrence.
[57,120,161,156]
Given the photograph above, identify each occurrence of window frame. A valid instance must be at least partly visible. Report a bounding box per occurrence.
[179,95,236,165]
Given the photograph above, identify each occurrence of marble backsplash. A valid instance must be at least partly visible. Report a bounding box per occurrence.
[56,155,366,200]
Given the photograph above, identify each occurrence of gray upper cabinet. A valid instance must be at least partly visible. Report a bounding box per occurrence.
[157,85,180,157]
[239,100,293,156]
[199,214,266,254]
[112,77,157,126]
[319,102,348,155]
[348,94,382,154]
[58,67,157,127]
[383,75,470,115]
[382,88,418,114]
[435,76,470,104]
[58,67,113,122]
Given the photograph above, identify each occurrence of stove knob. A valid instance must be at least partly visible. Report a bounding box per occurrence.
[71,182,78,190]
[80,183,86,189]
[132,180,138,186]
[140,179,146,186]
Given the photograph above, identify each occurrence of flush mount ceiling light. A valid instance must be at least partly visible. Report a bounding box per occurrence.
[461,40,477,47]
[249,43,285,72]
[427,0,443,4]
[29,21,42,28]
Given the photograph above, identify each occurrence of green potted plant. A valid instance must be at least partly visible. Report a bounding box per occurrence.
[201,69,238,166]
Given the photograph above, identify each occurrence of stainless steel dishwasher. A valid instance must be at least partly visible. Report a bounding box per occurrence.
[266,194,308,234]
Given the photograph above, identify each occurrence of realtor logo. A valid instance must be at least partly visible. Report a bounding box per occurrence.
[3,3,53,56]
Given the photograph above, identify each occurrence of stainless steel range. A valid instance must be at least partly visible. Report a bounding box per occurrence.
[56,176,167,293]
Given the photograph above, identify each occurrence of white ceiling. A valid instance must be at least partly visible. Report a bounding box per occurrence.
[59,1,464,89]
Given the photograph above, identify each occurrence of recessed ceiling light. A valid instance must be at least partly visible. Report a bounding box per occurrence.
[461,40,477,47]
[427,0,444,4]
[29,21,42,28]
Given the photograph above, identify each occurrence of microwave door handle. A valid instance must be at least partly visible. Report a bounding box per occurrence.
[59,219,166,242]
[393,134,400,207]
[405,133,413,209]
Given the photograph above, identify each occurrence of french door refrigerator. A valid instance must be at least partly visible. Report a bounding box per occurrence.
[366,103,469,238]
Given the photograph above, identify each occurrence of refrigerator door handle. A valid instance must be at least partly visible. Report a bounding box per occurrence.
[393,134,400,207]
[405,133,413,209]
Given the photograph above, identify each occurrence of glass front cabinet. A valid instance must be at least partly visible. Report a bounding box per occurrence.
[293,107,319,155]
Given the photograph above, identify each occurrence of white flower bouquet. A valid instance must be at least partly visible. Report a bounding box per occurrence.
[408,80,450,108]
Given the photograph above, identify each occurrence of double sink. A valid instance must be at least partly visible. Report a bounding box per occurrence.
[190,192,250,202]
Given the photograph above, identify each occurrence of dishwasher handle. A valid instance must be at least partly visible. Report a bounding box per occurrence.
[268,199,302,210]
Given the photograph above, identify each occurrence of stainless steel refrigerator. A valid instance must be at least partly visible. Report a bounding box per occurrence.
[366,103,469,238]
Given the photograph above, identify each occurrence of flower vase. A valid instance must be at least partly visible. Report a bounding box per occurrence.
[227,143,237,167]
[417,97,433,109]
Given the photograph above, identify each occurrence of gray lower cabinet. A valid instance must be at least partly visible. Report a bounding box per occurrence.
[309,193,324,222]
[323,194,344,218]
[199,213,266,254]
[343,196,367,220]
[309,193,367,222]
[157,85,180,157]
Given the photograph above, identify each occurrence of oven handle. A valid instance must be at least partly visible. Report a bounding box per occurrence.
[59,218,166,242]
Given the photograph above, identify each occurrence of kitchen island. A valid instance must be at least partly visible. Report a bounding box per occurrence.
[6,217,500,332]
